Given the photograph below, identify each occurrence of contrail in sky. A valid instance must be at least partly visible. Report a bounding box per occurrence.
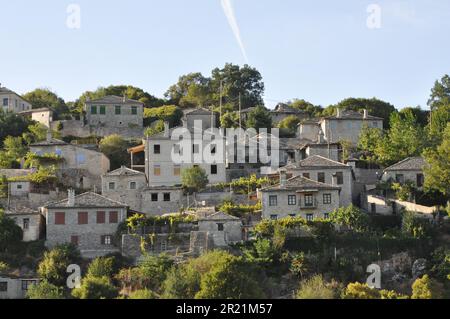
[220,0,249,63]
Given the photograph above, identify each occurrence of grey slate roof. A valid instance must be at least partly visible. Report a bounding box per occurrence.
[324,110,383,121]
[261,175,340,192]
[86,95,143,105]
[105,166,145,176]
[199,211,240,221]
[30,138,67,147]
[384,157,426,172]
[284,155,350,169]
[0,87,15,94]
[185,107,216,116]
[45,192,127,209]
[274,103,307,114]
[0,169,35,179]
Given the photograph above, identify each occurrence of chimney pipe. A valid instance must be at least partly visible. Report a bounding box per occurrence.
[67,189,75,206]
[279,170,287,187]
[164,122,170,138]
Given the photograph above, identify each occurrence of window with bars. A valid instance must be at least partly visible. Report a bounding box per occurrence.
[323,194,332,204]
[288,195,297,206]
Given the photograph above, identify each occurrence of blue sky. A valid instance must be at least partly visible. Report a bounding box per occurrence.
[1,0,449,109]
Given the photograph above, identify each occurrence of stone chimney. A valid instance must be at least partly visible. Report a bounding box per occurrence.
[332,173,338,186]
[336,108,341,118]
[279,170,287,187]
[67,189,75,207]
[164,121,170,138]
[363,109,369,119]
[317,129,325,144]
[46,130,52,142]
[123,95,126,103]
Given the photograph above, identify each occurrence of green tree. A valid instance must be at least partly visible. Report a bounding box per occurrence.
[423,123,450,196]
[376,110,427,165]
[22,123,49,145]
[411,275,444,299]
[0,211,23,252]
[165,72,213,108]
[86,257,116,279]
[195,254,265,299]
[296,275,339,299]
[277,115,300,137]
[144,120,165,137]
[287,99,323,117]
[181,166,209,194]
[23,88,69,118]
[330,205,369,232]
[37,244,81,287]
[26,281,64,299]
[143,105,183,127]
[138,254,173,291]
[128,289,157,299]
[0,136,28,168]
[220,111,240,128]
[245,106,272,131]
[401,211,433,239]
[99,134,131,170]
[428,74,450,144]
[0,110,32,144]
[72,276,119,299]
[243,238,277,265]
[357,125,384,164]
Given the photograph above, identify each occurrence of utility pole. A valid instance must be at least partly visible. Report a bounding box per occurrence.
[239,92,242,129]
[219,80,223,119]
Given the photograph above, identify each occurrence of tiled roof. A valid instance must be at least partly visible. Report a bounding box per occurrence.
[185,107,216,116]
[0,169,35,179]
[384,157,426,171]
[87,95,143,105]
[105,166,145,176]
[0,87,15,94]
[45,192,127,208]
[261,175,340,192]
[200,211,240,221]
[324,110,383,120]
[30,138,68,147]
[5,206,37,215]
[286,155,349,169]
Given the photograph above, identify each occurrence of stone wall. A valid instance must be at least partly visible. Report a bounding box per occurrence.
[121,233,191,259]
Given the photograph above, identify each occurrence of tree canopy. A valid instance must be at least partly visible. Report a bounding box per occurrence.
[23,88,69,118]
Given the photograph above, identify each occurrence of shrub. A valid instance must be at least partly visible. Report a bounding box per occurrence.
[72,276,119,299]
[27,281,64,299]
[342,282,381,299]
[411,275,444,299]
[128,289,157,299]
[296,275,340,299]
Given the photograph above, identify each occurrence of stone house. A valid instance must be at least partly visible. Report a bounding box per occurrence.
[29,134,110,189]
[0,86,32,113]
[5,206,44,242]
[145,123,227,186]
[382,157,426,188]
[19,107,53,128]
[271,103,309,124]
[197,211,243,246]
[140,186,184,216]
[259,172,340,220]
[0,275,39,299]
[184,108,218,131]
[85,95,144,130]
[280,155,353,207]
[101,166,147,211]
[298,109,383,146]
[42,190,128,258]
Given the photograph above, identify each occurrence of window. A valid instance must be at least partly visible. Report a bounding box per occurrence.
[174,165,181,176]
[217,223,224,231]
[101,235,112,245]
[154,144,161,154]
[0,282,7,292]
[289,214,296,218]
[115,105,121,115]
[2,98,8,106]
[335,172,344,185]
[395,174,404,183]
[211,165,218,175]
[108,182,116,190]
[71,236,79,246]
[417,174,424,187]
[17,184,23,190]
[306,214,314,221]
[372,121,378,128]
[160,241,168,251]
[91,105,97,114]
[100,105,106,115]
[76,153,86,165]
[109,212,118,224]
[288,195,297,206]
[154,165,161,176]
[151,193,158,202]
[304,194,314,207]
[55,212,65,225]
[131,106,138,115]
[97,211,105,224]
[318,172,325,183]
[192,144,199,154]
[303,173,310,179]
[323,194,332,205]
[22,280,37,291]
[78,212,88,225]
[163,193,171,202]
[324,213,330,219]
[211,144,216,154]
[270,215,278,220]
[23,218,30,230]
[269,195,278,206]
[129,181,137,190]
